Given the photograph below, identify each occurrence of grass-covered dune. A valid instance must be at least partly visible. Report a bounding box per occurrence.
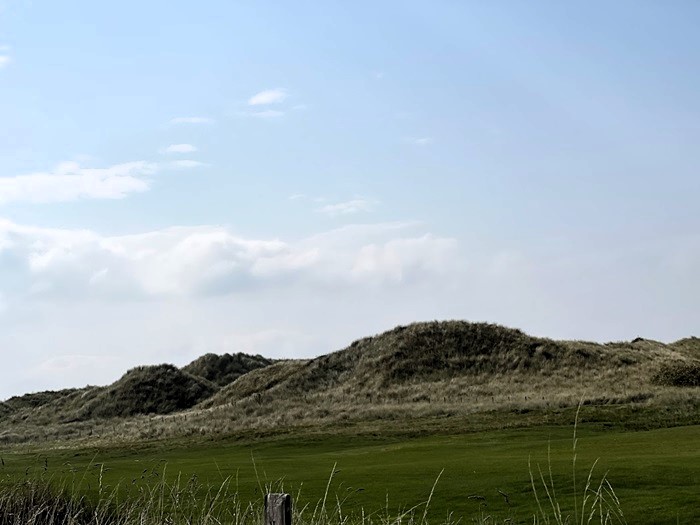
[190,321,700,439]
[76,365,219,420]
[205,321,690,408]
[0,352,273,443]
[182,352,272,387]
[1,320,699,444]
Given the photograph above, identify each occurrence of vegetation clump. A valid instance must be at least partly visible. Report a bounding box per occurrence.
[183,352,271,387]
[0,479,103,525]
[0,475,253,525]
[652,360,700,387]
[2,390,80,412]
[77,364,218,420]
[670,336,700,358]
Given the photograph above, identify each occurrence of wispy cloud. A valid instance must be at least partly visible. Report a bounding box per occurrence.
[167,160,207,169]
[0,46,11,69]
[169,116,214,125]
[406,137,434,146]
[289,193,335,204]
[250,109,285,119]
[0,161,156,204]
[0,159,204,204]
[161,144,197,154]
[317,199,376,217]
[248,88,288,106]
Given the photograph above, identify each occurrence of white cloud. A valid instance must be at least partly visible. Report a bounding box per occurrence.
[250,110,285,118]
[161,144,197,154]
[0,46,11,68]
[352,235,457,283]
[317,199,375,217]
[289,193,326,203]
[169,116,214,125]
[0,161,156,204]
[407,137,434,146]
[248,88,288,106]
[0,219,458,299]
[232,109,286,119]
[167,160,207,169]
[0,159,204,205]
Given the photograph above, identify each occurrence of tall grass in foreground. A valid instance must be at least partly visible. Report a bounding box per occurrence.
[0,473,260,525]
[527,404,625,525]
[0,421,626,525]
[0,464,627,525]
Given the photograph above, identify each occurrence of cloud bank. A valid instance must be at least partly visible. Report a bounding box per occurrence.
[0,219,459,299]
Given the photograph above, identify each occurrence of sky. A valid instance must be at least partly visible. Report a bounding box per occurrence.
[0,0,699,400]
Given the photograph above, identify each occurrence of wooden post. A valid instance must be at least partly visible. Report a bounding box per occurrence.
[265,493,292,525]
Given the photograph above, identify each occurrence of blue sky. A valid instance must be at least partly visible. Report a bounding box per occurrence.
[0,1,698,399]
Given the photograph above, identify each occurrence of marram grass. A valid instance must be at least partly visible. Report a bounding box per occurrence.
[0,425,626,525]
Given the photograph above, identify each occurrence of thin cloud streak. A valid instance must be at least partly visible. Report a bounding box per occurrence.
[0,45,10,68]
[161,144,197,154]
[248,88,288,106]
[167,160,207,169]
[250,110,285,118]
[0,159,204,204]
[169,116,214,125]
[317,199,376,217]
[406,137,434,146]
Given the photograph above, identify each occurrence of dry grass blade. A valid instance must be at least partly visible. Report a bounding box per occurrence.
[420,469,444,525]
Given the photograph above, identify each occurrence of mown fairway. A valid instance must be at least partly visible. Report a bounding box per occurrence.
[3,424,699,524]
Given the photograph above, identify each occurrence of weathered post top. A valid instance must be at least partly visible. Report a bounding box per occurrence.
[265,493,292,525]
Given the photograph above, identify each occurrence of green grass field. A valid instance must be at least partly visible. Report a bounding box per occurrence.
[3,423,699,524]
